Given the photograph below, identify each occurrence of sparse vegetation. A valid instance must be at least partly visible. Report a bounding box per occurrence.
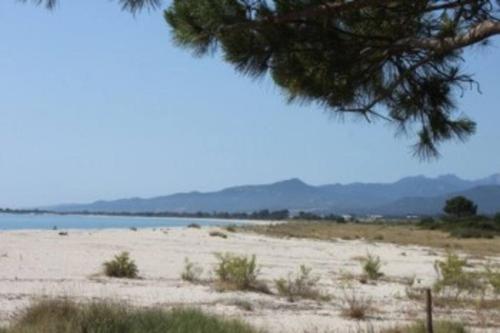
[361,254,383,281]
[413,199,500,239]
[485,266,500,295]
[187,223,201,229]
[0,299,262,333]
[383,321,468,333]
[275,265,329,302]
[103,252,139,279]
[213,253,268,293]
[433,253,484,298]
[181,258,203,283]
[405,286,500,310]
[209,231,228,239]
[241,221,500,256]
[340,289,372,320]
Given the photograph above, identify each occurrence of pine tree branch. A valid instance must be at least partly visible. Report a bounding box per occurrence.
[402,19,500,52]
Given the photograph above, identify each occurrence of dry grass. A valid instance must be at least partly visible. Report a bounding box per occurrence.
[240,222,500,256]
[340,289,372,320]
[209,231,228,239]
[381,321,469,333]
[406,287,500,310]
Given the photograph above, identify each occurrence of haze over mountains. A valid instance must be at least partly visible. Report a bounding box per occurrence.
[48,174,500,216]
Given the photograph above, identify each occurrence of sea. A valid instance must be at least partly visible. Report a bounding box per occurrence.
[0,213,244,231]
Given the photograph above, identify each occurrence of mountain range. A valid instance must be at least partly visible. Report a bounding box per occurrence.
[47,174,500,216]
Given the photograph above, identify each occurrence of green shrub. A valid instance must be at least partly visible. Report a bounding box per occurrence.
[275,265,329,302]
[181,258,203,282]
[213,253,268,292]
[383,320,468,333]
[434,253,484,297]
[224,225,237,232]
[1,299,261,333]
[361,253,383,280]
[449,227,495,239]
[103,252,139,279]
[209,231,228,239]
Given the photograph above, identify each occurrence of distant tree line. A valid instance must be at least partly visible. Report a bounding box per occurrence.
[418,196,500,239]
[292,211,347,223]
[0,207,353,222]
[0,208,51,214]
[0,207,290,221]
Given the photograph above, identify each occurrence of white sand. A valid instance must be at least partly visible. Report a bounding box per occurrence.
[0,227,498,332]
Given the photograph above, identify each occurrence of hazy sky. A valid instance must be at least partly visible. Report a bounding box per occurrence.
[1,1,499,207]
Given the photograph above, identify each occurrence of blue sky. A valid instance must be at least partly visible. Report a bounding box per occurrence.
[1,1,499,207]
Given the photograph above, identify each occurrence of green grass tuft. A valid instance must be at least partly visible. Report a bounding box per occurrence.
[181,257,203,282]
[0,299,262,333]
[361,253,383,281]
[213,253,269,293]
[275,265,329,302]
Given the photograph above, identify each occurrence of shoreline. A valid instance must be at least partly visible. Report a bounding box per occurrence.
[0,213,275,232]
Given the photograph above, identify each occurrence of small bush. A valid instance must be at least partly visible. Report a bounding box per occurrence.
[181,258,203,282]
[1,299,261,333]
[213,253,267,292]
[418,217,436,227]
[382,320,468,333]
[434,253,484,298]
[275,265,329,302]
[103,252,139,279]
[224,225,237,232]
[361,253,383,280]
[187,223,201,229]
[209,231,228,239]
[341,289,372,320]
[449,227,494,239]
[494,213,500,225]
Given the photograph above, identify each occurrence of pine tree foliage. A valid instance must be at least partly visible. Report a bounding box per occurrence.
[164,0,500,157]
[23,1,500,157]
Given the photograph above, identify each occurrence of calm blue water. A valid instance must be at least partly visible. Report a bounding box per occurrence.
[0,213,244,231]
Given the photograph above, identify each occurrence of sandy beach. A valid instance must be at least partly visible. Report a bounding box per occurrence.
[0,227,499,332]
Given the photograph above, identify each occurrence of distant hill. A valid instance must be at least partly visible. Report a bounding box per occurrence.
[47,174,500,216]
[373,185,500,215]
